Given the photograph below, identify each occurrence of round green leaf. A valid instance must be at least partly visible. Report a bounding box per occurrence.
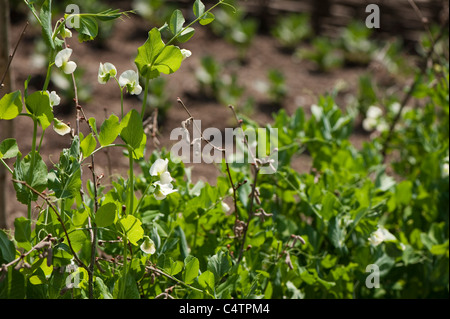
[95,202,117,228]
[0,90,22,120]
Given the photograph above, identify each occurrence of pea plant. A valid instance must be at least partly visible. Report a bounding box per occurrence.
[0,0,449,300]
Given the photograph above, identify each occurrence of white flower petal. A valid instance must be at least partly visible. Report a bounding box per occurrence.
[47,91,61,107]
[63,61,77,74]
[150,159,169,177]
[222,202,231,213]
[55,48,72,68]
[362,117,377,132]
[53,118,71,136]
[369,227,396,246]
[140,236,156,255]
[366,105,383,119]
[153,181,177,200]
[119,70,137,86]
[160,171,173,185]
[131,84,142,95]
[98,62,117,84]
[181,49,192,61]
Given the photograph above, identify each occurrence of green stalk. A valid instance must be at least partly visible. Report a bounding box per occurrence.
[28,118,38,228]
[119,232,128,299]
[0,159,13,175]
[42,62,54,92]
[128,149,134,216]
[165,0,232,47]
[114,77,125,119]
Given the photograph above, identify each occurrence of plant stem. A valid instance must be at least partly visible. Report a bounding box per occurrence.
[119,232,128,299]
[128,149,134,216]
[0,159,13,175]
[114,77,124,119]
[42,62,53,92]
[28,118,38,228]
[237,166,260,264]
[88,155,99,299]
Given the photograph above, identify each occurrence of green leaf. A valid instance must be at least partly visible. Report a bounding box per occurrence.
[135,28,183,79]
[177,27,195,43]
[116,273,140,299]
[120,110,146,159]
[40,0,55,50]
[13,152,48,204]
[96,9,124,21]
[199,12,215,26]
[95,202,117,228]
[207,251,231,283]
[95,277,113,299]
[198,270,215,290]
[0,230,15,264]
[118,215,144,246]
[67,228,89,252]
[0,138,19,159]
[80,133,97,158]
[0,90,22,120]
[430,241,449,256]
[396,181,413,206]
[193,0,205,18]
[47,138,81,199]
[169,9,185,36]
[25,91,54,130]
[99,114,121,146]
[321,192,337,220]
[13,217,31,246]
[88,117,98,137]
[76,16,99,42]
[175,226,189,260]
[328,216,347,254]
[183,256,199,284]
[0,268,25,299]
[159,255,183,276]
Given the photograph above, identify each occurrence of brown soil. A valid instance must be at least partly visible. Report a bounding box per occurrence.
[3,1,407,229]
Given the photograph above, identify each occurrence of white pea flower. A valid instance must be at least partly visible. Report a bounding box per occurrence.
[363,106,385,132]
[368,227,396,246]
[55,48,77,74]
[160,171,173,185]
[53,118,71,136]
[180,49,192,61]
[98,62,117,84]
[119,70,142,95]
[363,117,377,132]
[150,158,169,178]
[222,201,231,213]
[153,181,178,200]
[140,236,156,255]
[46,90,61,108]
[366,105,383,120]
[150,158,177,199]
[390,102,401,115]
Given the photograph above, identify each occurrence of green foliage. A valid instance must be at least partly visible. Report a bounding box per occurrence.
[271,13,312,50]
[0,0,448,300]
[210,1,258,61]
[195,55,245,105]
